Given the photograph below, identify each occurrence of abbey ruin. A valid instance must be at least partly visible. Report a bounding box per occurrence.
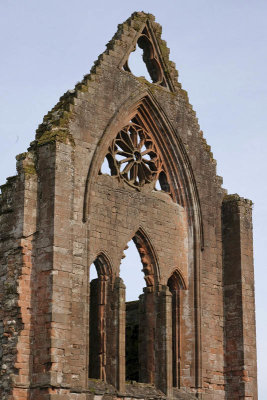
[0,12,257,400]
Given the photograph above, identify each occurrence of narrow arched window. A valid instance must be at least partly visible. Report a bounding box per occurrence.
[89,255,112,381]
[120,239,144,382]
[119,231,158,385]
[167,270,185,388]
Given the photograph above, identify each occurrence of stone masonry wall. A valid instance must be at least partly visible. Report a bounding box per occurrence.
[223,195,257,399]
[0,11,257,400]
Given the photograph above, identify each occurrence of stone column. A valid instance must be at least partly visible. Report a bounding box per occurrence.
[89,278,99,378]
[172,289,181,388]
[108,277,125,392]
[222,195,257,399]
[155,285,173,397]
[89,276,107,380]
[139,286,155,384]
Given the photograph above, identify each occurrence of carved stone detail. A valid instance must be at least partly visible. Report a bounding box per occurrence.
[102,119,171,196]
[124,26,168,88]
[133,234,155,287]
[107,122,160,188]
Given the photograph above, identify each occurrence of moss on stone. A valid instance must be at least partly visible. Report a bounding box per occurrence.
[0,176,17,193]
[158,41,170,60]
[37,129,75,147]
[23,164,36,176]
[15,152,27,162]
[4,282,17,295]
[6,176,17,184]
[135,76,171,94]
[31,11,178,147]
[223,193,253,206]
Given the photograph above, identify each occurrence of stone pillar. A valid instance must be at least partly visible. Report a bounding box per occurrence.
[89,278,100,379]
[138,287,156,383]
[222,195,257,399]
[155,285,173,397]
[98,275,107,382]
[89,275,108,380]
[139,287,155,384]
[108,277,125,392]
[172,289,181,388]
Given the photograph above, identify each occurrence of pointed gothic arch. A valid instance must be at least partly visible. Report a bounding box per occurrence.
[88,252,113,382]
[119,227,159,384]
[84,90,204,245]
[132,227,160,287]
[167,269,187,388]
[168,268,187,291]
[84,89,204,391]
[92,251,113,279]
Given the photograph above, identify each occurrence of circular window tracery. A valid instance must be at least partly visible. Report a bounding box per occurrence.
[108,122,161,189]
[100,120,172,197]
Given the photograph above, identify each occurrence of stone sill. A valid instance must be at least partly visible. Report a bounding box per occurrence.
[87,380,196,399]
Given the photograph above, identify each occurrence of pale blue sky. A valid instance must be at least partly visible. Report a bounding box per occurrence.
[1,1,266,398]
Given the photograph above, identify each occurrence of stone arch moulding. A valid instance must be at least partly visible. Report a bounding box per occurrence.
[122,226,160,386]
[125,226,161,288]
[83,89,204,247]
[92,251,113,278]
[83,88,204,388]
[168,267,188,291]
[87,251,114,383]
[167,268,187,389]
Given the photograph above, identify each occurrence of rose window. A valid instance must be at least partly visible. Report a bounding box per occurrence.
[107,123,161,188]
[101,121,171,195]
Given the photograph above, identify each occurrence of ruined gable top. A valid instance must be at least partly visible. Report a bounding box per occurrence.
[121,13,177,91]
[1,11,224,205]
[32,12,186,148]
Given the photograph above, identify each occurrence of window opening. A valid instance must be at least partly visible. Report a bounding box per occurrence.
[90,263,98,281]
[89,262,99,379]
[120,240,145,382]
[89,259,110,381]
[167,271,184,388]
[127,43,152,83]
[98,115,174,200]
[155,179,161,190]
[99,118,172,198]
[99,156,110,175]
[124,27,167,87]
[155,170,171,194]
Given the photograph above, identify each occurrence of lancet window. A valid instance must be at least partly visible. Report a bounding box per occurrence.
[89,255,112,381]
[120,232,157,384]
[167,270,186,388]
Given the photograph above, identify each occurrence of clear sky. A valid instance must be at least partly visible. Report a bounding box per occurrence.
[0,1,266,397]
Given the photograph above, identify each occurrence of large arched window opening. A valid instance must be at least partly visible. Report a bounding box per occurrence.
[120,240,145,382]
[89,255,112,381]
[83,84,205,393]
[119,231,158,385]
[167,270,186,388]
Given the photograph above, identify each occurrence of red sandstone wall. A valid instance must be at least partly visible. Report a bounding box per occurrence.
[0,11,257,400]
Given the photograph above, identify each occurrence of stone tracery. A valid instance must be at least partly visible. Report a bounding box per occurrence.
[108,122,160,188]
[133,233,155,287]
[123,25,171,89]
[101,119,172,196]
